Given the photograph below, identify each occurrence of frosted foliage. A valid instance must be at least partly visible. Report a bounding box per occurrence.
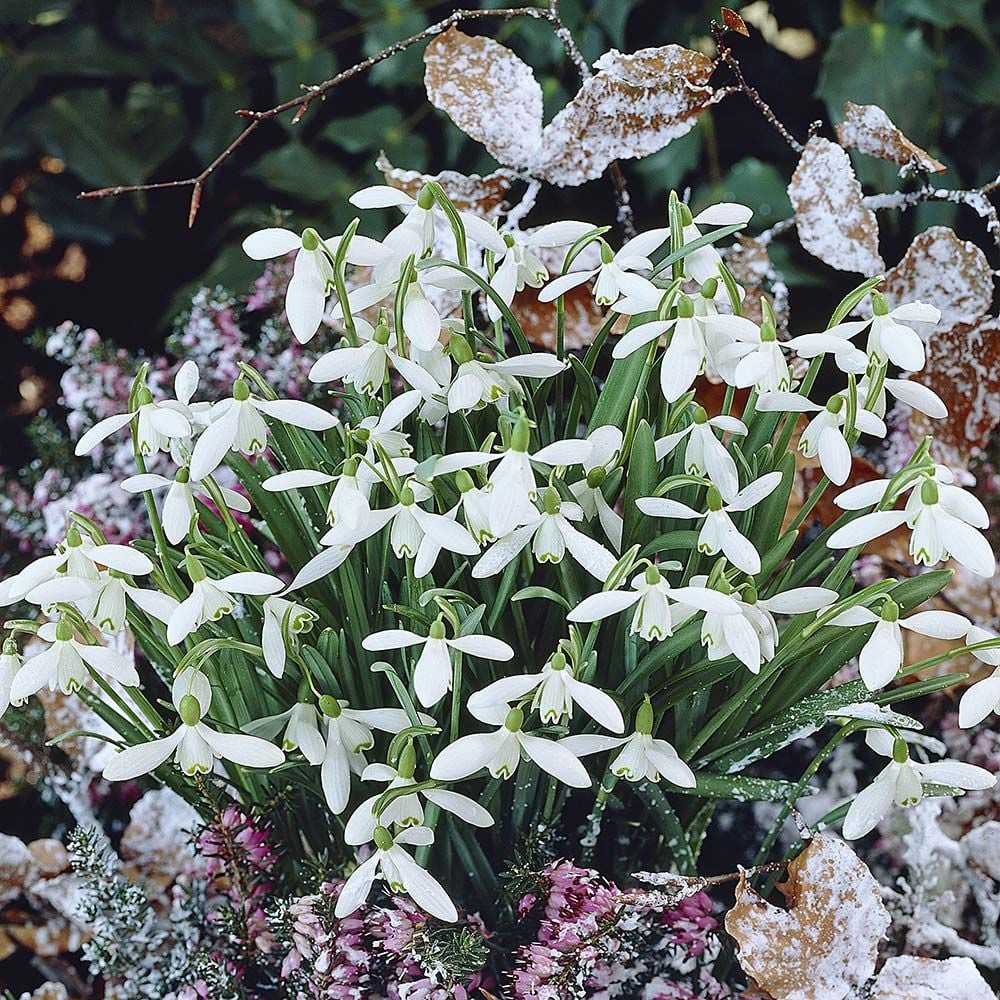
[788,137,884,274]
[424,28,543,169]
[870,955,994,999]
[535,46,716,186]
[836,101,945,176]
[725,834,890,1000]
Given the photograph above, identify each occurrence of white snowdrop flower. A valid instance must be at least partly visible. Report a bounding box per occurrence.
[679,202,753,286]
[54,571,176,634]
[468,648,624,733]
[828,469,994,577]
[654,406,747,503]
[473,488,617,582]
[538,229,669,306]
[167,555,284,646]
[453,470,497,545]
[103,671,284,781]
[343,742,492,846]
[0,526,154,607]
[189,377,337,482]
[828,599,970,691]
[309,320,400,395]
[568,564,740,643]
[242,226,389,344]
[755,391,886,486]
[482,221,594,321]
[535,426,624,550]
[852,372,947,421]
[562,698,695,786]
[484,416,540,538]
[122,466,251,545]
[445,333,566,414]
[10,619,139,702]
[964,624,1000,669]
[825,292,940,373]
[353,390,423,480]
[244,698,327,765]
[315,695,433,815]
[334,824,457,923]
[959,652,1000,729]
[430,704,590,788]
[364,618,513,708]
[73,379,192,458]
[637,473,783,576]
[842,728,994,839]
[262,459,374,533]
[0,640,22,717]
[261,595,318,678]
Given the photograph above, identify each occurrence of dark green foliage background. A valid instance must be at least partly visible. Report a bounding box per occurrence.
[2,0,999,466]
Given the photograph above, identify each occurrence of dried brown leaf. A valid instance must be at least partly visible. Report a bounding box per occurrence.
[721,8,750,36]
[535,46,716,186]
[788,137,884,274]
[870,955,994,999]
[724,236,790,332]
[423,28,543,169]
[376,153,513,215]
[725,834,890,1000]
[837,101,946,176]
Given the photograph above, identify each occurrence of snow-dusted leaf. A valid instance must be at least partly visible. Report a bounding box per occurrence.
[724,834,890,1000]
[837,101,946,176]
[870,956,994,1000]
[535,45,716,186]
[871,226,994,333]
[724,236,790,333]
[423,28,543,170]
[916,315,1000,452]
[376,153,512,214]
[788,137,884,274]
[721,8,750,37]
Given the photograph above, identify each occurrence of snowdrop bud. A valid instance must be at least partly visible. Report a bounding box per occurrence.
[635,695,654,735]
[397,740,417,780]
[233,378,251,402]
[706,485,724,512]
[871,291,889,316]
[353,427,370,444]
[760,320,776,343]
[881,598,899,623]
[417,185,435,210]
[455,469,475,493]
[178,693,201,726]
[511,412,531,453]
[700,277,718,300]
[185,553,207,583]
[542,486,561,515]
[300,227,320,252]
[319,694,341,718]
[892,737,909,764]
[373,824,395,850]
[677,296,695,319]
[449,333,474,365]
[920,478,939,505]
[586,466,607,488]
[504,707,524,732]
[55,620,73,643]
[826,395,844,415]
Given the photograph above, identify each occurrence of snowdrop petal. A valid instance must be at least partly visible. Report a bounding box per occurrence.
[286,250,327,344]
[309,346,373,384]
[350,185,415,209]
[558,518,616,581]
[199,725,285,768]
[489,354,568,378]
[403,296,441,352]
[834,478,891,510]
[411,506,479,555]
[76,642,140,686]
[817,426,851,485]
[891,301,940,324]
[940,518,995,577]
[102,728,185,781]
[527,221,594,247]
[472,523,537,579]
[189,403,240,481]
[692,203,752,226]
[254,398,337,431]
[533,438,595,467]
[121,473,172,493]
[559,734,629,756]
[518,734,591,788]
[827,510,909,548]
[362,629,425,651]
[901,611,970,640]
[430,732,503,781]
[74,411,136,456]
[537,269,595,302]
[217,572,283,596]
[859,621,902,691]
[568,589,642,622]
[242,228,300,260]
[842,773,895,839]
[959,676,1000,728]
[612,320,673,359]
[915,760,995,790]
[422,788,494,827]
[88,544,154,576]
[761,587,839,614]
[728,472,783,512]
[563,675,624,733]
[636,497,701,519]
[389,846,458,922]
[263,469,336,491]
[883,378,947,419]
[446,635,514,660]
[333,853,380,918]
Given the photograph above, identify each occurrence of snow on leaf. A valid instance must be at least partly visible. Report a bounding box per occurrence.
[916,315,1000,452]
[724,834,890,1000]
[837,101,946,177]
[721,7,750,37]
[871,226,994,333]
[423,28,543,170]
[788,137,884,274]
[534,45,717,186]
[870,955,994,1000]
[376,152,513,215]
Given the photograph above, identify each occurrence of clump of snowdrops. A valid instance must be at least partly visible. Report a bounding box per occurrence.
[2,183,998,923]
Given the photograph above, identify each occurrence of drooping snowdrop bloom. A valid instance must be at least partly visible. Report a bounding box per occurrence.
[73,380,192,458]
[103,671,284,781]
[262,459,374,534]
[189,377,337,482]
[842,728,994,839]
[246,699,327,764]
[828,470,994,577]
[539,230,668,306]
[430,704,590,788]
[43,570,177,634]
[755,391,886,486]
[562,698,695,786]
[959,662,1000,728]
[353,391,422,479]
[334,824,457,922]
[121,466,251,545]
[467,649,624,733]
[568,564,740,642]
[485,416,540,537]
[167,556,283,646]
[363,619,513,708]
[261,595,318,678]
[637,473,783,576]
[10,620,139,702]
[0,640,21,717]
[473,488,617,582]
[0,526,154,607]
[343,742,492,845]
[828,599,969,691]
[315,695,434,815]
[535,426,624,550]
[826,292,940,372]
[445,333,566,414]
[654,406,747,502]
[453,470,496,544]
[242,226,389,344]
[679,202,753,285]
